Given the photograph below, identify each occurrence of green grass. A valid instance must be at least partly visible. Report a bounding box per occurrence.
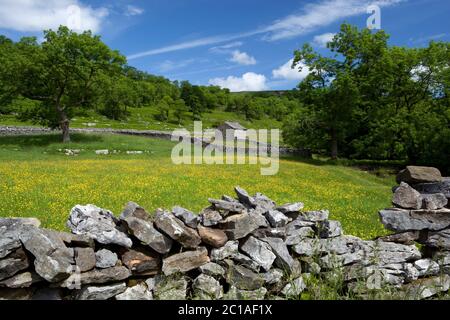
[0,133,394,238]
[0,105,282,131]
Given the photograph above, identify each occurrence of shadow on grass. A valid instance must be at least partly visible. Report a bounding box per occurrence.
[0,133,103,147]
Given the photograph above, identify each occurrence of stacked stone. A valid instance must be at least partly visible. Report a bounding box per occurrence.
[377,166,450,297]
[1,180,449,300]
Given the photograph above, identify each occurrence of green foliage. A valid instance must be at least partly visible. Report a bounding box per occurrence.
[284,23,450,172]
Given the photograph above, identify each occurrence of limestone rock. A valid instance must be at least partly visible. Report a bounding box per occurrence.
[153,275,187,300]
[261,237,295,273]
[208,198,246,213]
[319,220,342,238]
[120,201,151,221]
[200,208,223,227]
[224,262,265,291]
[421,193,448,210]
[74,247,96,272]
[154,210,201,249]
[115,283,153,300]
[252,227,286,239]
[378,231,420,245]
[425,228,450,249]
[392,182,422,209]
[413,179,450,199]
[56,232,94,248]
[229,253,261,272]
[20,227,73,283]
[234,186,256,207]
[265,210,290,228]
[193,274,223,299]
[198,225,228,248]
[95,249,118,269]
[199,262,226,278]
[253,193,276,211]
[414,259,439,277]
[172,206,198,228]
[123,216,172,254]
[0,271,42,288]
[276,203,304,214]
[162,247,210,276]
[240,236,276,271]
[77,282,126,300]
[403,275,450,299]
[263,268,283,285]
[291,238,319,257]
[281,277,306,297]
[121,248,160,275]
[299,210,329,222]
[0,248,30,281]
[67,204,132,248]
[220,213,260,240]
[224,286,267,300]
[61,266,131,287]
[0,218,39,259]
[285,227,315,245]
[210,240,239,261]
[396,166,442,184]
[379,208,450,232]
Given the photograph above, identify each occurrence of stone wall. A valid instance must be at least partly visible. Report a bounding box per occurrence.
[1,166,449,300]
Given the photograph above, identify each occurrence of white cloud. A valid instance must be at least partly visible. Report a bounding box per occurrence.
[272,59,310,81]
[209,72,268,92]
[128,0,404,59]
[263,0,404,41]
[125,5,144,16]
[229,50,257,65]
[313,32,336,47]
[210,41,243,52]
[0,0,108,33]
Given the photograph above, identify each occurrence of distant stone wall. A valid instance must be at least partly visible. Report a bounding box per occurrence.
[0,126,311,157]
[1,166,449,300]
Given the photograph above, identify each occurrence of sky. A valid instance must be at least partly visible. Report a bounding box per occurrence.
[0,0,449,91]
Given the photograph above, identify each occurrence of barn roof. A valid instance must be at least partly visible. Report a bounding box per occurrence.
[223,121,247,130]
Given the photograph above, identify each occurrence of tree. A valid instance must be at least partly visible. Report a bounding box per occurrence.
[173,99,188,124]
[5,26,126,142]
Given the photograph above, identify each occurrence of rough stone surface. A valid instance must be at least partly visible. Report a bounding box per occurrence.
[263,268,283,285]
[240,236,276,271]
[120,202,151,221]
[210,241,239,261]
[20,227,73,283]
[67,204,132,248]
[229,253,261,272]
[224,286,267,300]
[379,208,450,232]
[77,282,126,300]
[153,275,187,300]
[299,210,329,222]
[200,208,223,227]
[413,180,450,199]
[162,247,210,276]
[95,249,118,269]
[0,272,42,288]
[392,182,423,209]
[121,248,160,275]
[282,277,306,297]
[261,237,294,273]
[0,248,29,281]
[61,267,131,287]
[319,220,342,238]
[197,225,228,248]
[425,229,450,249]
[234,186,256,208]
[154,210,201,249]
[115,283,153,300]
[74,247,96,272]
[276,203,304,214]
[265,210,290,228]
[220,213,260,240]
[224,261,265,291]
[403,275,450,299]
[253,193,276,211]
[199,262,226,278]
[414,259,440,277]
[378,231,420,245]
[172,206,198,228]
[208,198,246,213]
[396,166,442,184]
[123,216,172,254]
[421,193,448,210]
[193,274,223,299]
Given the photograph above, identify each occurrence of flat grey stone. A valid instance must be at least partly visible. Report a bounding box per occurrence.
[95,249,118,269]
[77,282,126,300]
[154,210,201,249]
[162,247,210,276]
[240,236,276,271]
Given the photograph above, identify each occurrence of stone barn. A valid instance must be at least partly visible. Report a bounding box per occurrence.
[216,121,247,140]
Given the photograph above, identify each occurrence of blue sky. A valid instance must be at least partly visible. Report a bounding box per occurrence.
[0,0,449,91]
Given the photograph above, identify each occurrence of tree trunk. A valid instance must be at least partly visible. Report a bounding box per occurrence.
[58,108,70,143]
[331,128,338,160]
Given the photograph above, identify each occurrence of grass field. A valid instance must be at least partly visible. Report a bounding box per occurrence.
[0,105,282,131]
[0,133,395,239]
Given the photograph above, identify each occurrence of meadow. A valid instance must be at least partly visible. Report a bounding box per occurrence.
[0,133,395,239]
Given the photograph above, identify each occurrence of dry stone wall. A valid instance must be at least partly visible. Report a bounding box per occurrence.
[1,166,450,300]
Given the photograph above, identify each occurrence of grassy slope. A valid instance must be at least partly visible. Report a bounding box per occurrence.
[0,106,282,131]
[0,133,394,238]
